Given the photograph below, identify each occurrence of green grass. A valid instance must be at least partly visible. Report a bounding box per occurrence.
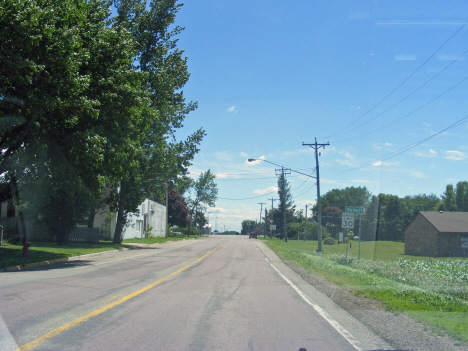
[260,237,464,261]
[0,241,127,269]
[262,239,468,344]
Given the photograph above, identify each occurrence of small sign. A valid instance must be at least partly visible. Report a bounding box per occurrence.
[462,237,468,248]
[270,225,276,230]
[339,232,343,242]
[345,206,364,214]
[342,213,354,229]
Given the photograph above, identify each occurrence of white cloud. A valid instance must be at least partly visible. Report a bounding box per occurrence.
[415,149,437,157]
[239,152,248,158]
[244,155,265,166]
[395,54,416,61]
[336,151,354,166]
[372,161,399,167]
[227,106,237,113]
[216,172,228,178]
[253,186,278,195]
[210,208,227,214]
[409,171,427,178]
[445,150,467,161]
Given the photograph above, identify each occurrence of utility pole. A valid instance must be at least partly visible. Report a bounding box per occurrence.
[275,167,291,242]
[268,198,278,238]
[303,138,329,252]
[258,202,266,236]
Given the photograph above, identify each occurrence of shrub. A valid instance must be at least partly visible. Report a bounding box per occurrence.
[323,237,336,245]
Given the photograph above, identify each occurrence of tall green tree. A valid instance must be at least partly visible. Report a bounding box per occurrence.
[111,0,205,243]
[440,184,458,212]
[456,181,468,212]
[1,0,148,242]
[276,171,296,239]
[186,170,218,235]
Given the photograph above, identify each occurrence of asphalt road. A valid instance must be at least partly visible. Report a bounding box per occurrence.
[0,236,391,351]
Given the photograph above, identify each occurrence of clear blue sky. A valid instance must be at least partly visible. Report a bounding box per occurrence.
[172,0,468,231]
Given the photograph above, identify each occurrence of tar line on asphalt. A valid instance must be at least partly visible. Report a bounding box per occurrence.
[15,243,224,351]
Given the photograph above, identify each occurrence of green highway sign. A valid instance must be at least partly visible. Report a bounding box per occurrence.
[345,206,364,214]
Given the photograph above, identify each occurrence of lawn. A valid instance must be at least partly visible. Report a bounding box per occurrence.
[262,238,468,344]
[260,237,463,261]
[0,241,127,269]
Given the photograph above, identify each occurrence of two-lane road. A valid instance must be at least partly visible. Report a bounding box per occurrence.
[0,236,389,350]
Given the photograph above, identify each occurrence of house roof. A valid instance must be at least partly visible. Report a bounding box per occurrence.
[419,211,468,233]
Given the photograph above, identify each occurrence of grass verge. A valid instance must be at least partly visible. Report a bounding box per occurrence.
[262,239,468,345]
[0,241,127,269]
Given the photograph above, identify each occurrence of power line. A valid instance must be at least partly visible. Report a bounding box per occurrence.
[335,74,468,143]
[328,114,468,179]
[331,49,468,142]
[322,18,468,140]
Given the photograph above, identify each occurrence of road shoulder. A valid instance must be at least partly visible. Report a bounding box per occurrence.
[254,240,466,351]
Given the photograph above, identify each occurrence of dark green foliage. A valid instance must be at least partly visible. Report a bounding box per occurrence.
[323,237,336,245]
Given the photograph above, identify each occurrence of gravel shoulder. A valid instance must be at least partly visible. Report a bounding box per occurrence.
[283,260,466,351]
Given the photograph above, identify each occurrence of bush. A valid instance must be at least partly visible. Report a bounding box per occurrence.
[323,237,336,245]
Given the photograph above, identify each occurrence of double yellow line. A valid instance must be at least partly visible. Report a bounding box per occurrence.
[16,244,222,351]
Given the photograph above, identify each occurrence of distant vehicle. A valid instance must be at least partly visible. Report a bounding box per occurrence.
[235,232,240,235]
[249,232,258,239]
[353,236,359,240]
[275,234,281,238]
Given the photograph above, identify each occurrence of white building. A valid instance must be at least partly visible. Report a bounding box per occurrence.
[121,199,167,239]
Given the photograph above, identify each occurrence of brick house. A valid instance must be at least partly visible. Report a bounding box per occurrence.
[404,211,468,257]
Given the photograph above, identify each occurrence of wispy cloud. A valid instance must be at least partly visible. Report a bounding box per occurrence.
[215,151,233,162]
[372,161,399,167]
[445,150,467,161]
[216,172,228,178]
[409,171,427,178]
[239,152,248,158]
[227,106,237,113]
[415,149,437,157]
[244,155,265,166]
[253,186,278,195]
[210,207,227,214]
[395,54,416,61]
[336,151,354,166]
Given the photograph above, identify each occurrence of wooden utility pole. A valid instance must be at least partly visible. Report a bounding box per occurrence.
[303,138,329,252]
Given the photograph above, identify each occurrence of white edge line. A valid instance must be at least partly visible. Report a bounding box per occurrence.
[265,257,363,351]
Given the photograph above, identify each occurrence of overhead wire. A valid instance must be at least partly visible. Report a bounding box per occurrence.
[335,74,468,143]
[321,18,468,141]
[331,48,468,142]
[328,114,468,179]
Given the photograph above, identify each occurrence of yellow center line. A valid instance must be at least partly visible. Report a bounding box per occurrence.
[16,244,223,351]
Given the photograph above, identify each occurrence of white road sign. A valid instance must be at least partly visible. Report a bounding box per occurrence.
[270,225,276,230]
[342,213,354,229]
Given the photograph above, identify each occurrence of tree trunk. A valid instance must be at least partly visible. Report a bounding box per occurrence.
[113,183,126,244]
[87,206,96,228]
